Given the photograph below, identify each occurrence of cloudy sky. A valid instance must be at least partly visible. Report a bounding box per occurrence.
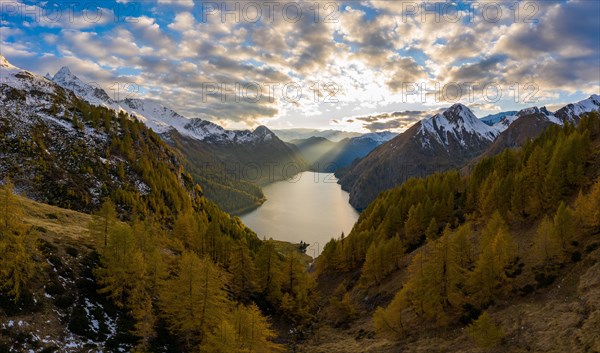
[1,0,599,132]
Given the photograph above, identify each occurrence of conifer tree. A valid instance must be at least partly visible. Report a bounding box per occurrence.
[0,181,39,302]
[425,217,439,241]
[575,179,600,229]
[467,311,504,348]
[89,198,118,251]
[532,216,562,267]
[159,251,230,349]
[255,240,283,303]
[228,240,257,299]
[553,202,577,250]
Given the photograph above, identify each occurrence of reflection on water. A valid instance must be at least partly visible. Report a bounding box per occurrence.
[240,172,359,257]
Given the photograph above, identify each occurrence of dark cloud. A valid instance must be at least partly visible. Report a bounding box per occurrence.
[343,108,448,132]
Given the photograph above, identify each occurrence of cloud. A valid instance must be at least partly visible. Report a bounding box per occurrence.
[336,108,447,132]
[1,0,598,128]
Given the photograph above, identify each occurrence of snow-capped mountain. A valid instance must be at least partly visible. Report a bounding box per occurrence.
[0,54,184,212]
[555,95,600,123]
[51,67,115,108]
[339,104,501,209]
[337,98,600,209]
[517,106,563,124]
[417,103,503,149]
[480,111,518,126]
[48,66,279,145]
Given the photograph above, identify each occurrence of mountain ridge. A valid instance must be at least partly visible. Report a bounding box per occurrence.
[338,97,600,209]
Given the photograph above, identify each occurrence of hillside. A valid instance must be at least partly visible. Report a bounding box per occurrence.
[0,55,314,352]
[306,112,600,352]
[1,194,314,352]
[46,64,307,214]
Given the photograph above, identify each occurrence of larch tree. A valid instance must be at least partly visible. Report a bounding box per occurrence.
[159,251,231,349]
[0,180,39,302]
[89,198,118,252]
[255,240,283,304]
[532,216,562,267]
[467,311,504,348]
[553,202,577,250]
[228,240,257,299]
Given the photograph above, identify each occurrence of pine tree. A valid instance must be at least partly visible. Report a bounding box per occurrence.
[553,202,577,250]
[466,311,504,348]
[255,240,283,303]
[228,240,257,299]
[532,216,562,267]
[159,251,230,349]
[89,198,118,251]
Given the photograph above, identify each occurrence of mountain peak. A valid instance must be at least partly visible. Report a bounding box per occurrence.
[0,54,16,69]
[444,103,478,123]
[517,106,552,117]
[253,125,273,136]
[53,66,76,81]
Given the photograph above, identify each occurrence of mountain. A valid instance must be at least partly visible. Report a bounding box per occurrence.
[480,111,518,126]
[291,132,397,172]
[0,54,201,219]
[478,97,600,161]
[338,97,600,210]
[338,104,505,209]
[0,55,294,352]
[555,94,600,123]
[476,107,563,159]
[48,65,307,213]
[51,66,115,108]
[273,128,362,142]
[311,112,600,352]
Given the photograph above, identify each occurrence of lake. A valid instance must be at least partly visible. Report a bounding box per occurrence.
[240,172,360,257]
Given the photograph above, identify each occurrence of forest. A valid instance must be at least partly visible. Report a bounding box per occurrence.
[315,112,600,348]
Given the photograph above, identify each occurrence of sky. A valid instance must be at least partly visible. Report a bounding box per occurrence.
[1,0,599,132]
